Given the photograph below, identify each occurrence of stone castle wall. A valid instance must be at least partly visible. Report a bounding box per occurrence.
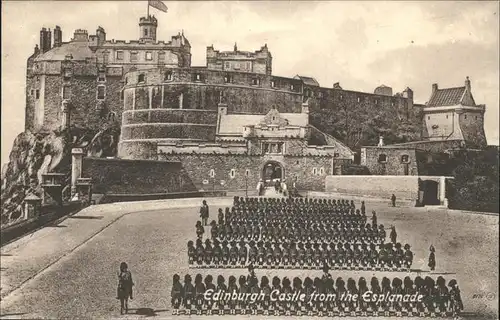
[157,153,348,192]
[82,157,197,195]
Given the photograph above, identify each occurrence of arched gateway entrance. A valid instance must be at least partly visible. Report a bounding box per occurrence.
[261,161,284,185]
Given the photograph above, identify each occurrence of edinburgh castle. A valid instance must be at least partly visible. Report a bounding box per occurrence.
[2,11,494,225]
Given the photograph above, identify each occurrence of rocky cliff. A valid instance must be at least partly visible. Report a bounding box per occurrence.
[1,124,120,226]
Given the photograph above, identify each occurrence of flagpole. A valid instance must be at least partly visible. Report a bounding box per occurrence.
[147,1,149,17]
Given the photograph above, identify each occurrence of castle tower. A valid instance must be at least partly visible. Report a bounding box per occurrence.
[139,15,158,42]
[423,77,487,147]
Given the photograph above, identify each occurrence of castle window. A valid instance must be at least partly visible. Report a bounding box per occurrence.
[145,52,153,61]
[224,74,231,83]
[103,52,109,63]
[357,97,361,103]
[271,80,276,88]
[234,62,240,70]
[62,85,71,100]
[116,51,124,61]
[209,169,215,178]
[391,101,395,106]
[340,94,343,100]
[30,89,34,96]
[120,90,124,101]
[63,69,72,79]
[475,116,478,120]
[98,72,106,83]
[165,71,173,81]
[375,99,379,105]
[290,84,295,91]
[313,168,317,175]
[319,167,325,175]
[334,153,339,158]
[428,116,430,120]
[245,169,250,177]
[296,160,300,165]
[224,62,230,70]
[130,52,138,62]
[138,74,146,83]
[125,77,128,85]
[35,90,40,99]
[247,62,252,71]
[144,29,148,36]
[378,154,387,163]
[108,112,116,122]
[318,91,323,99]
[401,155,410,163]
[276,143,283,153]
[229,169,236,179]
[464,114,467,119]
[446,115,448,119]
[158,52,165,62]
[252,78,260,86]
[193,73,203,82]
[97,85,106,100]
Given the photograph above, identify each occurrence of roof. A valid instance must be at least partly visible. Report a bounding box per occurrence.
[427,86,475,107]
[218,111,308,135]
[34,41,94,61]
[294,75,320,87]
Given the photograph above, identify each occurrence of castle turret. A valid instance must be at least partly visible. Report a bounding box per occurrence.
[53,26,62,47]
[139,15,158,42]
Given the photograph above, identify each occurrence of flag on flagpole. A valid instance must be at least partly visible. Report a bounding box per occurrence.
[149,0,168,13]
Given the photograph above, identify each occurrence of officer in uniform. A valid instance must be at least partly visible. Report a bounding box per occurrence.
[248,240,257,265]
[404,244,413,270]
[238,240,248,266]
[187,241,195,265]
[204,275,216,313]
[171,274,184,313]
[194,274,206,311]
[221,240,230,266]
[204,239,213,266]
[183,274,195,310]
[212,239,222,266]
[229,240,239,266]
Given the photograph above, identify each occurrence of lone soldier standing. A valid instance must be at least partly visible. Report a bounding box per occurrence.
[391,194,396,207]
[200,200,209,226]
[428,245,436,271]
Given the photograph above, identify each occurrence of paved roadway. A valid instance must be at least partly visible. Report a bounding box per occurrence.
[0,197,498,319]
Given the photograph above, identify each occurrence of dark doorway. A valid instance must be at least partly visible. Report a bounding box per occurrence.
[262,161,283,185]
[403,164,409,176]
[421,180,439,205]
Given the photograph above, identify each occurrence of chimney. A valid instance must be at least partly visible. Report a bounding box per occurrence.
[54,26,62,47]
[432,83,438,93]
[377,136,384,147]
[34,44,40,55]
[465,76,471,92]
[39,28,48,53]
[234,42,237,52]
[45,28,52,51]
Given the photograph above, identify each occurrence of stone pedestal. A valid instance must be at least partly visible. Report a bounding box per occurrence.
[24,194,42,219]
[75,178,93,205]
[41,173,65,206]
[71,148,84,197]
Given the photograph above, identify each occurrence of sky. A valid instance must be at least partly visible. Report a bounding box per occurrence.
[2,1,499,166]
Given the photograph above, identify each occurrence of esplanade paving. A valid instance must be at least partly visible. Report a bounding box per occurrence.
[0,196,498,319]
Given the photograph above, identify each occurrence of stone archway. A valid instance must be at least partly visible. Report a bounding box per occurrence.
[261,161,284,186]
